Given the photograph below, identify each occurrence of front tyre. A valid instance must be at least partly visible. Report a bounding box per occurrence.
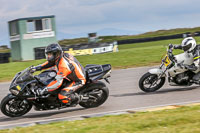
[0,94,32,117]
[79,83,109,108]
[139,72,165,92]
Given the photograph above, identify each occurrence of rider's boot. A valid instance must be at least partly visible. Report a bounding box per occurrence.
[192,72,200,84]
[69,93,82,106]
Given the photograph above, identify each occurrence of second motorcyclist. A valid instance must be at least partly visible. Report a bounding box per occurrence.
[170,37,200,83]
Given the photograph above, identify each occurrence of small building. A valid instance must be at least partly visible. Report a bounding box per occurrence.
[8,15,57,61]
[88,32,102,44]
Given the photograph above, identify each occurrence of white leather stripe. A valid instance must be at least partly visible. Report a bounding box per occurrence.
[81,80,84,84]
[194,59,200,68]
[66,84,83,91]
[47,75,63,89]
[73,62,85,78]
[63,58,71,71]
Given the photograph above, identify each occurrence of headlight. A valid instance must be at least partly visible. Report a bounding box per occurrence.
[10,89,19,95]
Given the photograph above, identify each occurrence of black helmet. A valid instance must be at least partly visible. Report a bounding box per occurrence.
[45,43,62,63]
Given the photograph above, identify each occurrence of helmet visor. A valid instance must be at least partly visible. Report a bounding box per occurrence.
[182,43,192,51]
[45,52,54,62]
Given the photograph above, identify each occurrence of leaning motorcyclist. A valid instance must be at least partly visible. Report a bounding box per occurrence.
[31,43,86,104]
[169,37,200,83]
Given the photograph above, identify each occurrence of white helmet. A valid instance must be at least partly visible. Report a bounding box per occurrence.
[181,37,196,52]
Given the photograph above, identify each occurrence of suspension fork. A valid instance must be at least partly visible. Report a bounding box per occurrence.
[149,64,167,88]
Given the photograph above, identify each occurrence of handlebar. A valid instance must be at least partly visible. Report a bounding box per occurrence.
[167,44,177,63]
[168,49,174,62]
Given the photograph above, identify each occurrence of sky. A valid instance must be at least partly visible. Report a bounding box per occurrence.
[1,0,200,46]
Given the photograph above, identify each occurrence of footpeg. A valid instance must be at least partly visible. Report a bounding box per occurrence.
[80,95,89,102]
[191,80,200,84]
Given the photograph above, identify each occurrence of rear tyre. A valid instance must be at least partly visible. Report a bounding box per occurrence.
[79,84,109,108]
[139,72,165,92]
[0,94,32,117]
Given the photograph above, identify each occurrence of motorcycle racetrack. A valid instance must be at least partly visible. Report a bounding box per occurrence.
[0,66,200,129]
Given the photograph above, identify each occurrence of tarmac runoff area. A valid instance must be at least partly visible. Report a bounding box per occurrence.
[1,66,200,130]
[0,101,200,130]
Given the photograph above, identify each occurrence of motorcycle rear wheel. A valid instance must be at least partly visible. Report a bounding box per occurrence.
[139,72,165,92]
[79,84,109,108]
[0,94,32,117]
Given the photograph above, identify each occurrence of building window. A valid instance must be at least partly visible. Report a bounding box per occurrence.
[43,18,51,30]
[27,20,35,32]
[10,21,18,36]
[27,18,51,33]
[35,20,43,31]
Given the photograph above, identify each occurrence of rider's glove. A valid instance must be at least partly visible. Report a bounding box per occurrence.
[30,67,37,73]
[36,87,48,96]
[30,66,42,73]
[168,44,174,49]
[174,45,182,50]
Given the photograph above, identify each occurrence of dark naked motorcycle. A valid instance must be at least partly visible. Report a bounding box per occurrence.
[0,64,111,117]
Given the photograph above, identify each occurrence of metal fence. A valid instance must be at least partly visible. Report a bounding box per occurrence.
[117,32,194,45]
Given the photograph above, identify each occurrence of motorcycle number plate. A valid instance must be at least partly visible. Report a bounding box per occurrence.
[16,85,21,91]
[164,56,171,67]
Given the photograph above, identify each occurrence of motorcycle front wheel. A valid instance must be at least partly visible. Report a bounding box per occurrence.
[0,94,32,117]
[139,72,165,92]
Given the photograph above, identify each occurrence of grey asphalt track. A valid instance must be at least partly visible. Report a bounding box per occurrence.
[0,66,200,128]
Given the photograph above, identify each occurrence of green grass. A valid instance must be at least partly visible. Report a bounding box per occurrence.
[0,60,45,81]
[77,37,199,68]
[1,37,200,82]
[1,105,200,133]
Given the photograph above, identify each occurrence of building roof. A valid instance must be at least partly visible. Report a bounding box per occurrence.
[8,15,55,23]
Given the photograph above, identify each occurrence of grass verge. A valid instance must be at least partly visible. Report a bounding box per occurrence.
[0,105,200,133]
[59,27,200,45]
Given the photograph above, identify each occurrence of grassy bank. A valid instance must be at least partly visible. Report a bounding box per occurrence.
[59,27,200,45]
[1,37,200,81]
[0,105,200,133]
